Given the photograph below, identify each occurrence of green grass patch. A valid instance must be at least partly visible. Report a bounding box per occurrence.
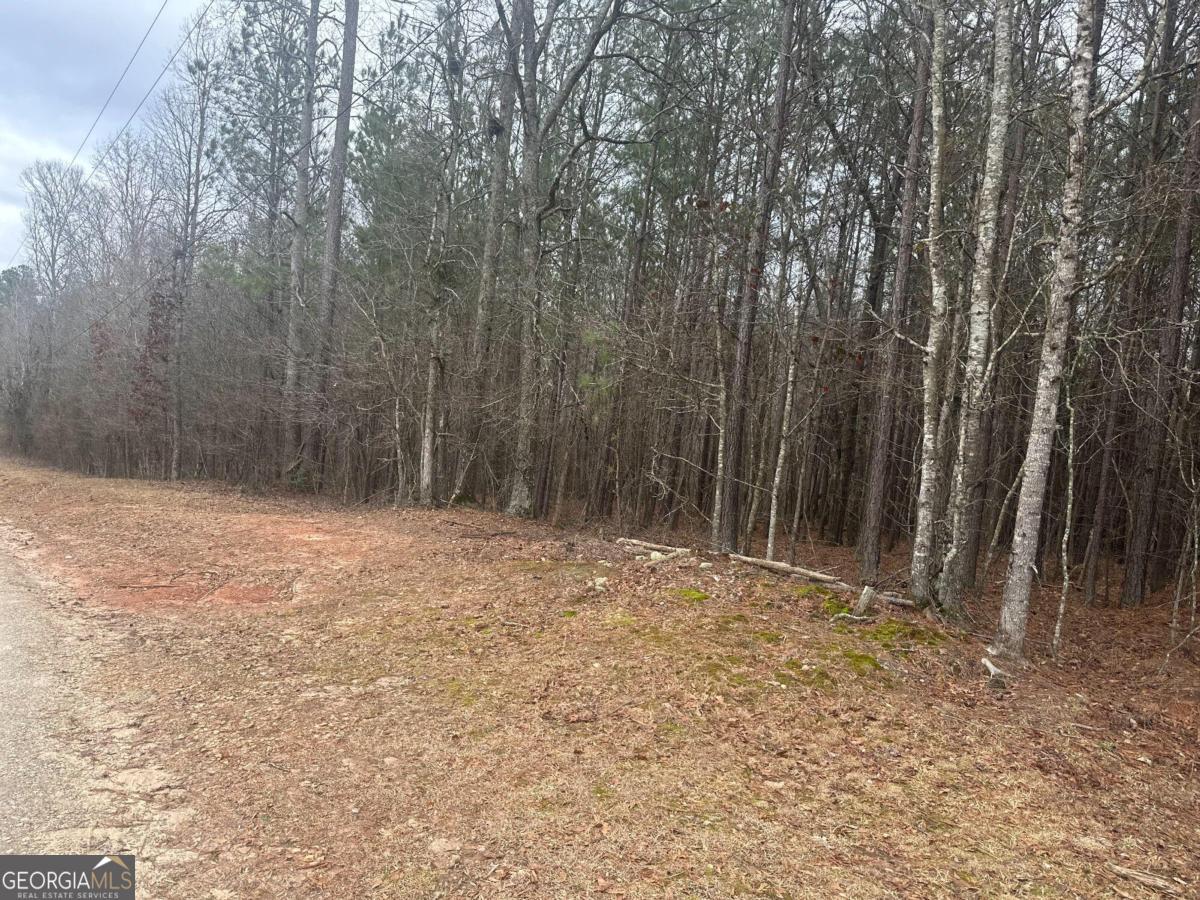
[657,719,686,738]
[635,623,675,647]
[673,587,711,603]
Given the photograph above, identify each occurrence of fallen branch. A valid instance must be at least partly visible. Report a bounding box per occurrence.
[644,548,690,568]
[830,612,873,625]
[616,538,692,555]
[981,657,1010,690]
[728,553,915,608]
[728,553,849,586]
[614,540,918,609]
[1107,863,1183,895]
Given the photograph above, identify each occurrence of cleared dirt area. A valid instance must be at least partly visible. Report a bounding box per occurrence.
[0,458,1196,898]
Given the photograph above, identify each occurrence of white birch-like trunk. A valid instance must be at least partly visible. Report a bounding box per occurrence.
[938,0,1015,616]
[910,0,951,605]
[993,0,1097,659]
[766,355,796,560]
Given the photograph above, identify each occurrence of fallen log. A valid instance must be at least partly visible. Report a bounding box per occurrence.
[727,553,847,586]
[614,540,917,609]
[616,538,692,555]
[644,548,690,568]
[727,553,916,608]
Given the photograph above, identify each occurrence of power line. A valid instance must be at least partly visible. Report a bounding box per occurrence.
[6,0,221,270]
[69,0,173,172]
[79,0,225,195]
[3,0,174,267]
[44,0,465,361]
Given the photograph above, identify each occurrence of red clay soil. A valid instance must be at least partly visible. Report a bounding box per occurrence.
[0,458,1196,898]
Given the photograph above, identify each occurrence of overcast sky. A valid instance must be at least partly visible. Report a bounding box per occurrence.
[0,0,205,266]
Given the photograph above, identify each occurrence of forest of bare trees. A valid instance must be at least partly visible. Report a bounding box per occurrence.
[3,0,1198,661]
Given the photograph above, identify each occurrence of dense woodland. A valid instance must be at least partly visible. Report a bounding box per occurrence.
[2,0,1198,660]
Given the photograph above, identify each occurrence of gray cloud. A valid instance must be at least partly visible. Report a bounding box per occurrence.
[0,0,205,264]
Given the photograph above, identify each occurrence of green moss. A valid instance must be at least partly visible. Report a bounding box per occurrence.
[442,677,478,706]
[840,649,884,674]
[699,659,728,679]
[697,658,750,686]
[782,659,837,691]
[794,584,837,602]
[559,609,579,619]
[510,560,604,578]
[862,619,946,649]
[657,719,686,737]
[751,630,784,644]
[635,623,675,647]
[673,587,710,603]
[606,610,637,627]
[717,613,749,628]
[821,596,852,616]
[657,720,686,739]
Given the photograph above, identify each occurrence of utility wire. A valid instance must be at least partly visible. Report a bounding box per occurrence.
[44,0,465,361]
[7,0,223,270]
[5,0,174,269]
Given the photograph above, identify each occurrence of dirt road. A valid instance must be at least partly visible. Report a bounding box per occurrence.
[0,536,195,894]
[0,550,94,848]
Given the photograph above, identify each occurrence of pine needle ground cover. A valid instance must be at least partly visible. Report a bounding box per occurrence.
[0,459,1194,898]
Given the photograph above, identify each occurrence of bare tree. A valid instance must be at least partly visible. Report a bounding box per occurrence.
[993,0,1099,660]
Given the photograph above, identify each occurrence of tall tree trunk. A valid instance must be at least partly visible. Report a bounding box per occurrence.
[503,0,622,516]
[993,0,1098,660]
[282,0,320,476]
[910,0,951,605]
[858,13,930,582]
[170,71,211,483]
[472,69,517,368]
[1081,388,1117,603]
[505,95,541,516]
[419,14,465,507]
[938,0,1015,617]
[311,0,359,467]
[717,0,797,551]
[1120,66,1200,607]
